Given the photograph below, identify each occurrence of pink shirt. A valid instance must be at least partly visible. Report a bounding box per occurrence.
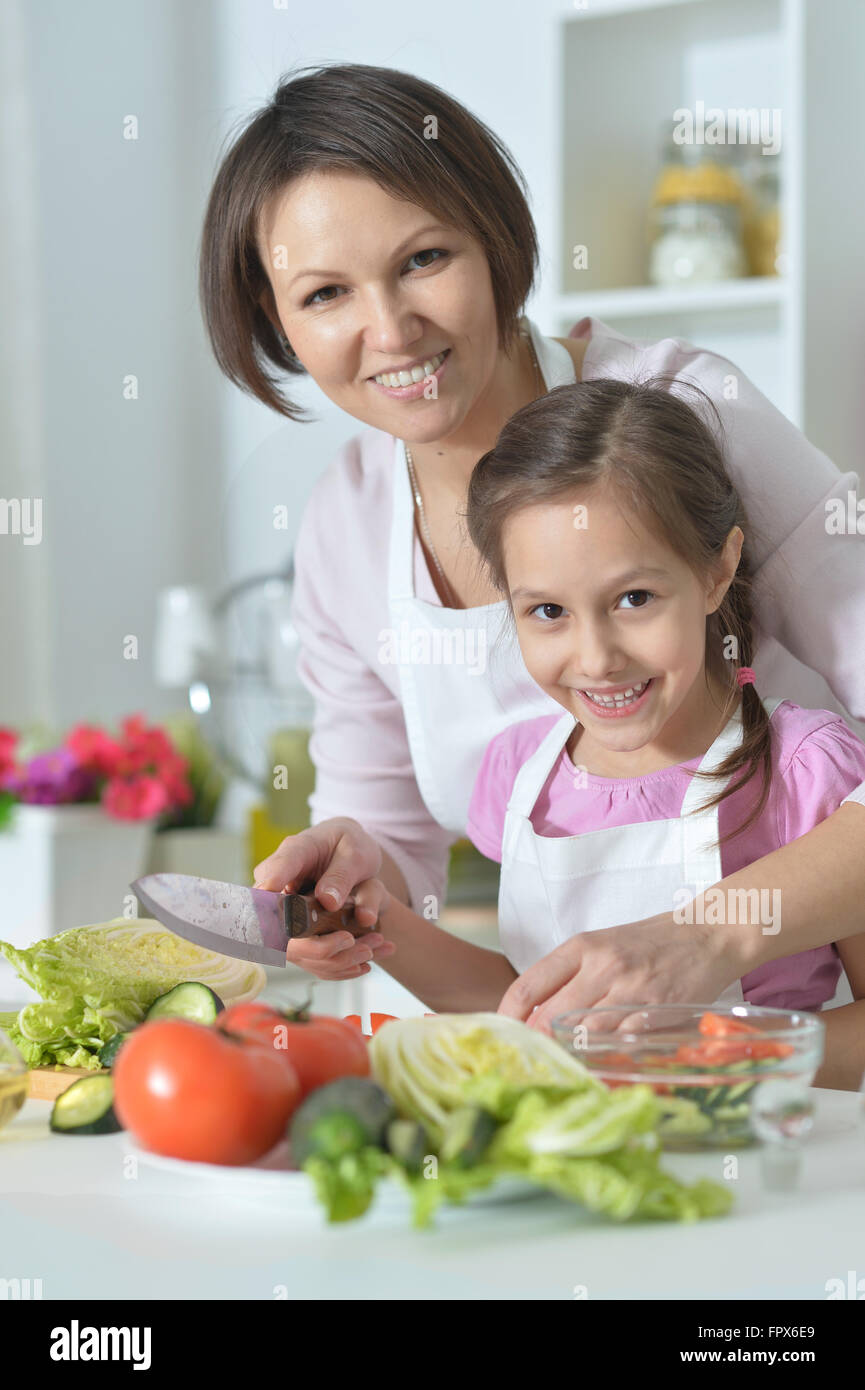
[467,701,865,1010]
[290,316,865,919]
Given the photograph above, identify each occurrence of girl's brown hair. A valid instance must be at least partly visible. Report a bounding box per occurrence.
[466,377,774,849]
[199,63,539,421]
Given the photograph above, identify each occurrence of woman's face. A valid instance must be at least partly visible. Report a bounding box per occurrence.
[502,483,743,767]
[256,170,504,444]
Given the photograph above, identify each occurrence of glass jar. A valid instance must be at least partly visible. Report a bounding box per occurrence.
[648,120,747,286]
[737,144,783,276]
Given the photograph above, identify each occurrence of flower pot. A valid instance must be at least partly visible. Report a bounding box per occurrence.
[0,804,155,1005]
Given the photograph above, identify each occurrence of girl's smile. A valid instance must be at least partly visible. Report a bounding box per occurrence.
[575,676,655,718]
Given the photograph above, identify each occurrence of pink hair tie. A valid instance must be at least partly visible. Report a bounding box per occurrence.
[736,666,756,689]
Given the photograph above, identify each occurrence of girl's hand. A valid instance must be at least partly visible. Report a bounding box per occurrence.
[281,875,396,980]
[497,913,739,1035]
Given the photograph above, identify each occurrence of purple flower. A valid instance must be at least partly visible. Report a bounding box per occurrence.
[3,747,98,805]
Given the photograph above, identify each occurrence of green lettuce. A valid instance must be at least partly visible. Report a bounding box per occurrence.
[0,917,265,1069]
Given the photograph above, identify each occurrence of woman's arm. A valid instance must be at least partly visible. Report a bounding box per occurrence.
[499,800,865,1031]
[813,929,865,1092]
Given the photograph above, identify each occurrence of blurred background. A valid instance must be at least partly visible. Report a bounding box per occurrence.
[1,0,863,1011]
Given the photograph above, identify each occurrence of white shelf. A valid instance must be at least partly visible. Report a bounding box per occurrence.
[557,275,787,321]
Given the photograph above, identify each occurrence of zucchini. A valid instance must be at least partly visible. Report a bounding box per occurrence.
[50,1075,123,1135]
[290,1077,396,1165]
[98,1032,134,1069]
[145,982,223,1025]
[386,1119,431,1173]
[438,1107,497,1168]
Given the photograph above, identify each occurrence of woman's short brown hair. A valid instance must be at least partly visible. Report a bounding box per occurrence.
[199,63,539,422]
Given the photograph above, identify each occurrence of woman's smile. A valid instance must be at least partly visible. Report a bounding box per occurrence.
[368,347,451,398]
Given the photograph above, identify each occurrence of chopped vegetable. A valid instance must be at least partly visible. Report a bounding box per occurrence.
[145,982,223,1025]
[98,1032,134,1069]
[50,1074,123,1135]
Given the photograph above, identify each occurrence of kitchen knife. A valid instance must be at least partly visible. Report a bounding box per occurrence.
[130,873,373,969]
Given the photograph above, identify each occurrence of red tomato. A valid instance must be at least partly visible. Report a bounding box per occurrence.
[218,1010,369,1096]
[369,1013,399,1034]
[113,1018,301,1165]
[699,1011,760,1038]
[342,1013,400,1038]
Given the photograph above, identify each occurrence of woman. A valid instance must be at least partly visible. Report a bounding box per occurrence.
[199,63,865,1069]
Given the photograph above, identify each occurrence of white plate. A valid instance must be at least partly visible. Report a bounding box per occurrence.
[126,1139,544,1212]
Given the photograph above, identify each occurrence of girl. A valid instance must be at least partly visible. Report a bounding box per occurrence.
[342,377,865,1086]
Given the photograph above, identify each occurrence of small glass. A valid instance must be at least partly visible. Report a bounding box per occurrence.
[550,1005,824,1153]
[0,1029,28,1131]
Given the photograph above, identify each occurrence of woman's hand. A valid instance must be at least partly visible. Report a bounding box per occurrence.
[497,912,741,1035]
[253,818,396,979]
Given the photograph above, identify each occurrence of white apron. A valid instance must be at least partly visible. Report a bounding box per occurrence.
[387,317,569,833]
[498,697,783,1007]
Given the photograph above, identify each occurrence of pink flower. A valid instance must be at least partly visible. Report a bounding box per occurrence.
[64,724,123,777]
[0,728,18,780]
[102,773,170,821]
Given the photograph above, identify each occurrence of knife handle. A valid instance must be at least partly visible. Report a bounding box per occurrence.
[283,885,375,940]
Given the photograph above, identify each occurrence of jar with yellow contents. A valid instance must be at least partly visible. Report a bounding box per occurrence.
[648,122,747,286]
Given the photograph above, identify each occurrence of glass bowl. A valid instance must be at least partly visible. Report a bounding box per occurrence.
[0,1029,28,1132]
[551,1005,825,1151]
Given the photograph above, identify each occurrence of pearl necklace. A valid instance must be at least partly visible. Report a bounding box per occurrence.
[404,323,544,610]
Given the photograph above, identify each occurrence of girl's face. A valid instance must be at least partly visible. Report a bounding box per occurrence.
[255,170,505,445]
[503,484,743,768]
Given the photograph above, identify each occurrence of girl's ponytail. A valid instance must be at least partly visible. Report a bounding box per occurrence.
[688,539,774,847]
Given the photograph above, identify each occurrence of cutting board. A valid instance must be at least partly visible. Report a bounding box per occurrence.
[28,1067,109,1101]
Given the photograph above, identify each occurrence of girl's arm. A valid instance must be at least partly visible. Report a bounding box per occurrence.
[374,893,518,1014]
[813,930,865,1092]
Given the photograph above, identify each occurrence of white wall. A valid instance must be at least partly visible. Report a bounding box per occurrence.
[1,0,225,729]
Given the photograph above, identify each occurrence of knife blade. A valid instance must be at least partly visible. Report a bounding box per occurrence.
[130,873,372,969]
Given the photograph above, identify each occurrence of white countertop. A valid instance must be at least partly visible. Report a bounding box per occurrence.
[2,1087,863,1300]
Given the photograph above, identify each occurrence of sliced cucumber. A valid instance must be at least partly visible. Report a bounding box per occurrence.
[98,1031,134,1069]
[145,982,223,1025]
[386,1119,431,1173]
[657,1096,713,1136]
[438,1107,497,1168]
[50,1075,123,1135]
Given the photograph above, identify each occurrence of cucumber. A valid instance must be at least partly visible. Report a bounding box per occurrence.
[438,1107,497,1168]
[145,982,223,1025]
[657,1096,713,1137]
[50,1075,123,1135]
[98,1032,134,1069]
[386,1119,431,1173]
[290,1077,396,1165]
